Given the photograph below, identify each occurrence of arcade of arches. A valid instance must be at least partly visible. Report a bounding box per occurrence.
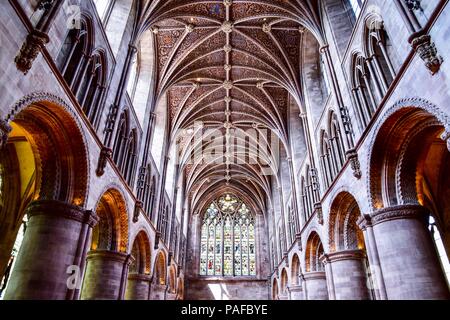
[0,0,449,300]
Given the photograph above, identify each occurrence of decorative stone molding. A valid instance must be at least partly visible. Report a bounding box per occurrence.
[26,200,99,227]
[224,0,233,6]
[346,149,362,179]
[96,146,112,177]
[133,200,144,223]
[0,119,12,149]
[256,82,264,90]
[410,34,443,75]
[224,64,232,71]
[152,26,159,34]
[15,29,50,75]
[370,204,429,226]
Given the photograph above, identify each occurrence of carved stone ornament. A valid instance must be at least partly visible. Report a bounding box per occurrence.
[410,34,443,75]
[223,80,233,90]
[314,203,323,225]
[221,21,234,34]
[0,119,12,149]
[96,147,113,177]
[262,23,271,33]
[346,149,362,179]
[133,200,144,223]
[15,29,50,75]
[441,131,450,152]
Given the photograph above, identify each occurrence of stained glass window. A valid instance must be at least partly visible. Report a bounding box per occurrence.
[200,194,256,277]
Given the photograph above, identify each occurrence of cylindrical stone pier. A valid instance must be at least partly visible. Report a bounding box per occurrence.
[4,200,97,300]
[371,205,450,300]
[323,250,370,300]
[125,273,151,300]
[81,250,132,300]
[303,272,328,300]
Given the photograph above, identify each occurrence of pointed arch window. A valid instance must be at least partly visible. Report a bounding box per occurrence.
[200,194,256,277]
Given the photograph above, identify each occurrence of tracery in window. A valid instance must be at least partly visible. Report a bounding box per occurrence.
[200,194,256,277]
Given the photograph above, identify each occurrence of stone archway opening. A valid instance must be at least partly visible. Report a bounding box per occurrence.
[0,99,89,300]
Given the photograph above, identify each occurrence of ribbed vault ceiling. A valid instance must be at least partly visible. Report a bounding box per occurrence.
[137,0,323,215]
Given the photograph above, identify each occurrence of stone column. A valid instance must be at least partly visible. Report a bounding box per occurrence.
[322,250,370,300]
[81,250,132,300]
[125,273,151,300]
[289,285,304,300]
[4,200,98,300]
[150,283,167,300]
[303,272,328,300]
[370,205,450,300]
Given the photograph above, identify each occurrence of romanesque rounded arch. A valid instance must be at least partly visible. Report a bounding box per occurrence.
[0,93,90,283]
[129,230,151,275]
[280,268,288,295]
[176,278,184,300]
[272,278,279,300]
[153,250,167,285]
[328,192,365,253]
[4,92,90,206]
[367,98,450,210]
[169,264,177,294]
[91,188,129,253]
[305,231,325,273]
[290,253,301,286]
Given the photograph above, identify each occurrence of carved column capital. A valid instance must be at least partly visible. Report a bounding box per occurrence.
[370,204,429,226]
[357,214,372,231]
[26,199,99,227]
[15,29,50,75]
[321,249,366,265]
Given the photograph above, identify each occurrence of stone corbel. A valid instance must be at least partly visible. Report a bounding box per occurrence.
[133,200,144,223]
[154,232,161,250]
[314,203,323,225]
[441,131,450,152]
[0,119,12,149]
[96,146,112,176]
[410,33,443,75]
[346,149,362,179]
[15,29,50,75]
[295,233,302,251]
